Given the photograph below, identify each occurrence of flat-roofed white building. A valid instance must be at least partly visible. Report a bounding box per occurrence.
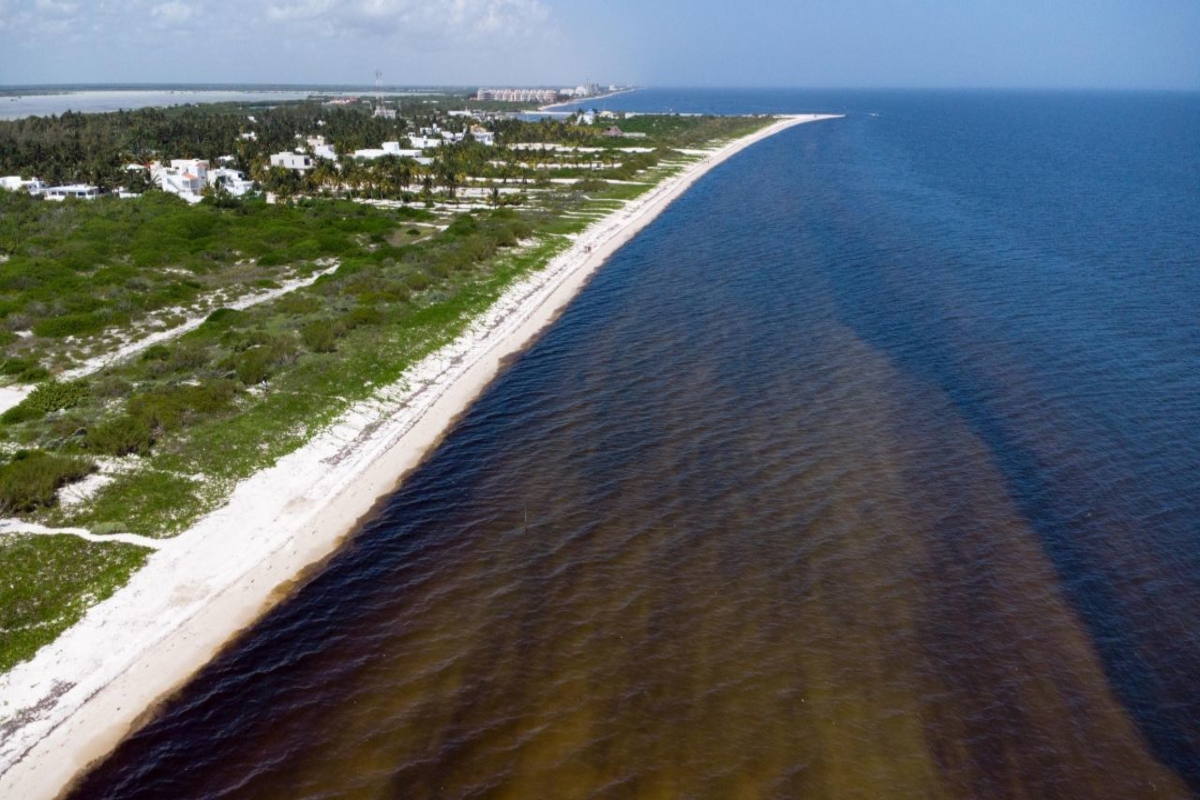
[408,135,444,150]
[170,159,209,181]
[44,184,99,201]
[0,176,46,195]
[270,152,314,172]
[467,126,495,146]
[208,167,254,196]
[383,142,423,158]
[476,88,559,103]
[153,162,205,203]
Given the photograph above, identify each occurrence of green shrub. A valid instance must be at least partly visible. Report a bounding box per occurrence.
[89,375,132,401]
[0,451,95,513]
[234,348,272,384]
[0,358,50,383]
[444,214,479,238]
[256,251,288,267]
[1,379,89,424]
[127,380,239,431]
[300,319,344,353]
[275,294,322,315]
[405,272,431,292]
[32,311,129,338]
[345,305,384,329]
[140,344,171,362]
[86,414,154,456]
[203,307,246,328]
[167,341,212,372]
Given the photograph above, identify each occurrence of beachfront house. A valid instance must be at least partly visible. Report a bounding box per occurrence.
[270,152,314,172]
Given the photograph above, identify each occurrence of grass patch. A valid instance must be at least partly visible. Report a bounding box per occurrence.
[1,379,89,424]
[0,535,149,671]
[66,471,209,538]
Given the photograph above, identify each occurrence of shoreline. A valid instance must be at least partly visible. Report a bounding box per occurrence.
[537,87,639,112]
[0,113,841,799]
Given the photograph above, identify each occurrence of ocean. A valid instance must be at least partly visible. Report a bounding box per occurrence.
[69,90,1200,798]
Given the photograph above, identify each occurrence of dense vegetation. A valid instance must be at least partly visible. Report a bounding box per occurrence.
[0,93,500,188]
[0,189,430,372]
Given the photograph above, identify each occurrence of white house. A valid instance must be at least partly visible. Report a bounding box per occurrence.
[44,184,99,201]
[383,142,423,158]
[170,159,209,180]
[408,135,444,150]
[0,176,46,195]
[208,167,254,196]
[153,161,206,203]
[306,136,338,161]
[270,152,314,172]
[467,126,495,146]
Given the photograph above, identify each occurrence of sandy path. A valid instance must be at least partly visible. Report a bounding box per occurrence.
[0,114,841,799]
[0,521,164,550]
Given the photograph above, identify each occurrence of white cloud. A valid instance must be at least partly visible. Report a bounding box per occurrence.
[265,0,331,22]
[264,0,552,44]
[34,0,78,14]
[151,0,199,25]
[0,0,573,84]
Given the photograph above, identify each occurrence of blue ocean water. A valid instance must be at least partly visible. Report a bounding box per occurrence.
[72,91,1200,798]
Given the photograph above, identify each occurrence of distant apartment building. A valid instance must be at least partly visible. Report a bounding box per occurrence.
[475,88,560,104]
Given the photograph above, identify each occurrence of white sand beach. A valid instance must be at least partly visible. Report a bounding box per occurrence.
[0,113,840,799]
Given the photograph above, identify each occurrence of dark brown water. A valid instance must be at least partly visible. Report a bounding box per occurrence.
[70,92,1200,799]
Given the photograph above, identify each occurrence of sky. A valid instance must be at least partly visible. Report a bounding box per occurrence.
[0,0,1197,90]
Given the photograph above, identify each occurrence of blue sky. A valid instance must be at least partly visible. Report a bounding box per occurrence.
[1,0,1197,89]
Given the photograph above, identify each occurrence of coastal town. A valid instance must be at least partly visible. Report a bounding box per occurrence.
[0,83,637,207]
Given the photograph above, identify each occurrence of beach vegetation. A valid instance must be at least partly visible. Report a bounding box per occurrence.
[1,379,89,424]
[0,535,148,672]
[0,450,95,514]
